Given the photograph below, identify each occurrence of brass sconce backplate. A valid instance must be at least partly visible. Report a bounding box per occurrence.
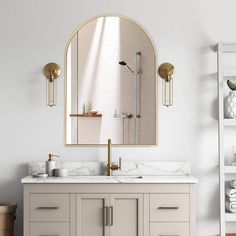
[44,63,61,81]
[158,63,175,82]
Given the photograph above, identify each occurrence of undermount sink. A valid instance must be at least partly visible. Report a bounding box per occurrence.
[68,175,143,179]
[115,176,143,179]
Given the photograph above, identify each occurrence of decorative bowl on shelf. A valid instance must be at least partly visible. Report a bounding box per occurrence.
[89,110,98,116]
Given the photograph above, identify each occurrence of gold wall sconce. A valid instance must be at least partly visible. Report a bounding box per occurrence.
[43,63,61,107]
[158,63,175,107]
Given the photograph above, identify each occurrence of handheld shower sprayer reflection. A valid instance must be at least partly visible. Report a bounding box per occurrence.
[118,61,135,74]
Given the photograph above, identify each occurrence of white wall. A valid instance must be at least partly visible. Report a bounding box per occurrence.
[1,0,235,235]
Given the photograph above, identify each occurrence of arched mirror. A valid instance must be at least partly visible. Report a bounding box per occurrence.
[65,15,157,146]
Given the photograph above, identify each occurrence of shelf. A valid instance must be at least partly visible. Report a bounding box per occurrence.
[224,71,236,77]
[225,166,236,174]
[70,113,102,118]
[218,44,236,52]
[225,213,236,222]
[224,119,236,126]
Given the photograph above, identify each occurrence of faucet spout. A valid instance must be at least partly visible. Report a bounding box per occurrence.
[107,139,112,176]
[106,138,121,176]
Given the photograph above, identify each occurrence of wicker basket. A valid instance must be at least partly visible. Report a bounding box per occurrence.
[0,203,17,236]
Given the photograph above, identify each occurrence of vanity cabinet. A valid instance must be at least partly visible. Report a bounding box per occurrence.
[76,194,143,236]
[23,184,196,236]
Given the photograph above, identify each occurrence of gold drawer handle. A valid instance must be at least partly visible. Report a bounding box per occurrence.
[37,206,60,210]
[40,235,60,236]
[158,207,179,210]
[160,235,179,236]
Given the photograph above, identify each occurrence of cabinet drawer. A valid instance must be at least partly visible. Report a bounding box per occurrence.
[150,194,189,222]
[30,194,69,222]
[150,222,189,236]
[30,222,69,236]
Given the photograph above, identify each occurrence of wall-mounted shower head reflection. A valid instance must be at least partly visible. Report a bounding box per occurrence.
[119,61,135,74]
[119,61,126,66]
[118,52,141,144]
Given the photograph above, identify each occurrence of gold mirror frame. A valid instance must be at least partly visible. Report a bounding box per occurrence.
[64,14,158,146]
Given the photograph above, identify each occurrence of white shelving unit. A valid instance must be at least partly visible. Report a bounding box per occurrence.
[225,213,236,222]
[224,165,236,174]
[217,43,236,236]
[224,119,236,127]
[224,71,236,77]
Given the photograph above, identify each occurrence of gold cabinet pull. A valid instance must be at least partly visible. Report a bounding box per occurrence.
[158,207,179,210]
[40,235,60,236]
[109,206,113,226]
[160,235,179,236]
[103,206,109,226]
[37,206,60,210]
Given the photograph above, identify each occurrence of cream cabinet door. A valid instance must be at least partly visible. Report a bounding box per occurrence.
[76,194,109,236]
[109,194,143,236]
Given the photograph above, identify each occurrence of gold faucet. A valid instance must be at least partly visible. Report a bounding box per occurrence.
[107,139,121,176]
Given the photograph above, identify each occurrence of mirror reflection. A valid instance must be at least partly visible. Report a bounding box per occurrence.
[65,16,156,145]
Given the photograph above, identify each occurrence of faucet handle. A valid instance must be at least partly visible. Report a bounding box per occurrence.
[119,157,122,170]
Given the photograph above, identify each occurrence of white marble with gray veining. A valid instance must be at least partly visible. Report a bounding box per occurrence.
[23,162,197,184]
[21,175,197,184]
[28,161,191,176]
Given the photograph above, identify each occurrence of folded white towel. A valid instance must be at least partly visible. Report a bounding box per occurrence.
[226,188,236,198]
[230,180,236,188]
[226,200,236,213]
[226,196,236,202]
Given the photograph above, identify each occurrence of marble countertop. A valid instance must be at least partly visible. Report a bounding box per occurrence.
[21,175,198,184]
[23,161,197,184]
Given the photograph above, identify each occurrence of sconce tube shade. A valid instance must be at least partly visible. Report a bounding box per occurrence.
[162,79,173,107]
[46,79,57,107]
